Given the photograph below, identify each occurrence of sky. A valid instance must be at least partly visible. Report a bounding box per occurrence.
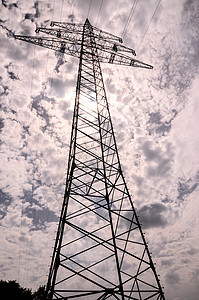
[0,0,199,299]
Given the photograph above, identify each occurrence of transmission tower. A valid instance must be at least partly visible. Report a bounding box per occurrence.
[15,19,165,299]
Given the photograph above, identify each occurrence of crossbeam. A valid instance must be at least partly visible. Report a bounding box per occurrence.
[15,18,153,69]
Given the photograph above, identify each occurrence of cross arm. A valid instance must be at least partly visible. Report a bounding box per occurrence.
[14,19,153,69]
[14,33,153,69]
[50,21,123,44]
[14,35,81,58]
[36,27,136,56]
[97,49,153,68]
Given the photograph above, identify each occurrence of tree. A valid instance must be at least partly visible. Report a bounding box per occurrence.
[32,285,48,300]
[0,280,32,300]
[0,280,49,300]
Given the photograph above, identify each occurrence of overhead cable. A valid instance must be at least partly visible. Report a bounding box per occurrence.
[122,0,138,39]
[87,0,92,19]
[96,0,103,26]
[137,0,161,53]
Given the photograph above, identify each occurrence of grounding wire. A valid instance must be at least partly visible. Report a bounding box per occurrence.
[121,0,138,39]
[95,0,103,26]
[137,0,161,53]
[60,0,65,22]
[30,0,58,287]
[24,0,59,288]
[22,43,37,288]
[18,42,36,287]
[39,0,76,285]
[87,0,93,19]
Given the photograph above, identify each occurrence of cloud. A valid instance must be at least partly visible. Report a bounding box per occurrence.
[169,76,199,181]
[5,63,20,80]
[0,189,13,219]
[161,259,174,267]
[48,76,75,98]
[2,1,18,10]
[165,269,180,285]
[24,1,40,22]
[137,202,168,229]
[177,179,198,202]
[181,0,199,71]
[141,140,174,179]
[0,1,199,299]
[147,109,178,136]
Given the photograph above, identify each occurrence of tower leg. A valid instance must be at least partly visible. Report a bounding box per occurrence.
[46,19,165,300]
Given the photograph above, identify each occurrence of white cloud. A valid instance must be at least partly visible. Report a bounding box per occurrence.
[0,1,199,299]
[170,76,199,179]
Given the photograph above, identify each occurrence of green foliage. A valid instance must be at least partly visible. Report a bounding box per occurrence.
[32,285,48,300]
[0,280,48,300]
[0,280,32,300]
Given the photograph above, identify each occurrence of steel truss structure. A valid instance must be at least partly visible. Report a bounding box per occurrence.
[15,19,165,300]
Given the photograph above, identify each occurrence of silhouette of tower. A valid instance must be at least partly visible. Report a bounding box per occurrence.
[15,19,165,299]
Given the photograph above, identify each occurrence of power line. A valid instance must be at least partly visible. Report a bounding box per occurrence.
[121,0,138,39]
[21,0,59,288]
[137,0,161,53]
[59,0,64,22]
[96,0,103,26]
[87,0,92,19]
[52,0,56,20]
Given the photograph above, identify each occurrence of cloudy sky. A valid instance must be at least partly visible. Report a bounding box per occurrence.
[0,0,199,299]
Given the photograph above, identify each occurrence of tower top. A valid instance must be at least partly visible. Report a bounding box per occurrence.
[15,19,153,69]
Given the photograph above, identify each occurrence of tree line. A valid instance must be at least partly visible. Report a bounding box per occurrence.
[0,280,49,300]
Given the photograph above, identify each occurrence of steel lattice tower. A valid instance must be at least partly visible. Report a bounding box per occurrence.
[15,19,165,300]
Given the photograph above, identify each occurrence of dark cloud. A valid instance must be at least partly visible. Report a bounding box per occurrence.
[165,270,180,285]
[133,175,144,187]
[5,63,19,80]
[186,247,198,256]
[161,259,173,267]
[147,109,178,136]
[49,77,75,98]
[142,141,159,161]
[177,179,198,202]
[0,83,9,96]
[181,0,199,70]
[24,1,40,22]
[0,190,13,220]
[32,94,50,125]
[137,202,168,229]
[24,13,35,22]
[62,109,73,121]
[0,118,4,133]
[7,71,19,80]
[147,158,171,177]
[161,195,172,204]
[58,100,73,121]
[141,141,173,178]
[24,204,58,230]
[181,258,190,264]
[31,93,55,132]
[1,0,18,9]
